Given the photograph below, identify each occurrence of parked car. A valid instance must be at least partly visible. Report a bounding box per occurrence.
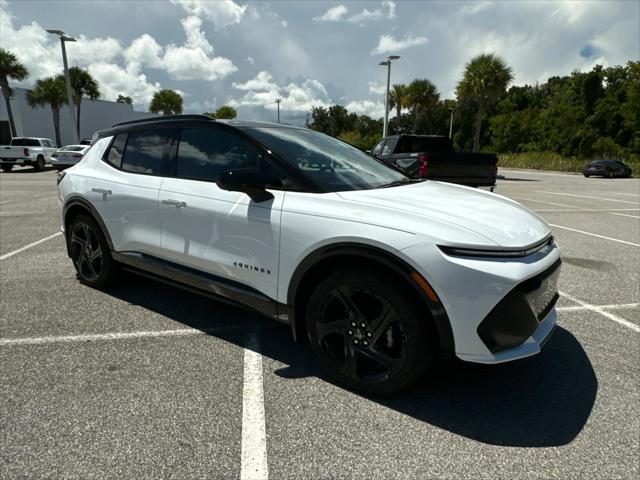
[79,138,92,145]
[58,115,561,395]
[369,135,498,189]
[51,145,90,171]
[582,160,632,178]
[0,137,57,172]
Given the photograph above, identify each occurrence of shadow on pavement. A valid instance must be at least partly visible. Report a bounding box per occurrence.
[104,272,597,449]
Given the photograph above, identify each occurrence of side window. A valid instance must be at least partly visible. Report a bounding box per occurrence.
[122,130,174,175]
[381,138,397,156]
[372,140,385,156]
[104,134,127,169]
[177,127,263,181]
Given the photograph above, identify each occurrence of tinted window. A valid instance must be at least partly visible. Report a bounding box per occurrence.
[10,138,39,146]
[60,146,86,152]
[177,127,263,181]
[395,136,453,154]
[104,134,127,169]
[247,127,407,191]
[372,140,385,156]
[122,130,174,175]
[381,138,397,156]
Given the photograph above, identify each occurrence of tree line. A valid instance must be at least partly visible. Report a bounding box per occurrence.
[309,54,639,161]
[0,48,237,145]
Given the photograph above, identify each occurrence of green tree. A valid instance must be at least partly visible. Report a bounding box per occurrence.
[456,53,513,151]
[149,89,182,115]
[0,48,29,137]
[26,76,67,146]
[388,83,407,133]
[406,79,439,133]
[58,67,100,138]
[116,95,133,104]
[309,106,331,133]
[213,105,237,119]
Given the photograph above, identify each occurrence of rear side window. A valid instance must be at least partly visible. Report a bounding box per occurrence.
[395,136,453,154]
[10,138,39,146]
[122,130,175,175]
[371,140,385,156]
[104,134,127,169]
[381,138,397,156]
[176,127,263,181]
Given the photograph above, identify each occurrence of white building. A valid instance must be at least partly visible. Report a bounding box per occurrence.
[0,87,156,145]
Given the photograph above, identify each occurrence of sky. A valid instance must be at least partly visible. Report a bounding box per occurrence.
[1,0,638,124]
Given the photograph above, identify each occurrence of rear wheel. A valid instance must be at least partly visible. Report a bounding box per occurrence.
[306,268,434,395]
[68,214,117,288]
[34,156,45,171]
[583,174,590,178]
[1,165,13,172]
[607,170,614,178]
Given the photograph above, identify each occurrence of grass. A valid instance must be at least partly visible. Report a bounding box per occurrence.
[497,151,640,174]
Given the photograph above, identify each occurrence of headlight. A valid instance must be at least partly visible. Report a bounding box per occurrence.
[439,235,554,258]
[56,170,66,185]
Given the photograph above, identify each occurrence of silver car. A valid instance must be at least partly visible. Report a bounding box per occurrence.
[51,145,90,171]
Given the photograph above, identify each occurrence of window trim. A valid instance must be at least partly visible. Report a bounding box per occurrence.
[101,128,178,177]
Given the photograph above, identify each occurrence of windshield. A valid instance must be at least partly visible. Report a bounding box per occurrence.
[246,127,407,191]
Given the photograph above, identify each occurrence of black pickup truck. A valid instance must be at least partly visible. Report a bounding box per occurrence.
[370,135,498,188]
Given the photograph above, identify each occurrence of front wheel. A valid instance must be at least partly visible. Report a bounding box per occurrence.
[1,165,13,172]
[34,156,45,171]
[607,171,614,178]
[306,268,434,395]
[68,214,118,288]
[583,174,590,178]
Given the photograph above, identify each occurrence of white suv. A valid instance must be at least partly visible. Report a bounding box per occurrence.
[58,115,561,394]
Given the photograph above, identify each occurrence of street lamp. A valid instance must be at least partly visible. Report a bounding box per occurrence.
[46,29,78,144]
[275,99,281,123]
[379,55,400,138]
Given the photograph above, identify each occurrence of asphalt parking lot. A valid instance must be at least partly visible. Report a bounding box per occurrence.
[1,166,638,479]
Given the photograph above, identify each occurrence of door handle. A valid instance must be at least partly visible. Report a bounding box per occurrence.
[91,188,112,195]
[162,199,187,208]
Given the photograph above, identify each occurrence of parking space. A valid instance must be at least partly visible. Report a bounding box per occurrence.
[1,166,638,479]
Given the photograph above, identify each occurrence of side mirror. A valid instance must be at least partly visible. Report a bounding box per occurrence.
[217,168,274,202]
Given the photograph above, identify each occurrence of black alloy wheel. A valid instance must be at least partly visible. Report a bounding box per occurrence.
[68,215,116,288]
[306,268,433,395]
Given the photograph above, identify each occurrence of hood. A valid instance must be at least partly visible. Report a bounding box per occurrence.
[336,181,550,249]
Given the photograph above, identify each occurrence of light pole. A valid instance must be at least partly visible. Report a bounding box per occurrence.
[379,55,400,138]
[448,107,455,139]
[275,99,281,123]
[46,29,78,144]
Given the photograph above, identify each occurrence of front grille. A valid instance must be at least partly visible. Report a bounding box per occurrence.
[477,260,561,353]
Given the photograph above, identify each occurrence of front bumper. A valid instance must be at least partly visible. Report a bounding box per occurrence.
[401,239,561,364]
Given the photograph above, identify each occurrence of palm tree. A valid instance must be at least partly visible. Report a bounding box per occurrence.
[406,79,439,133]
[27,77,67,146]
[149,89,183,115]
[388,84,407,133]
[0,48,29,137]
[59,67,100,138]
[456,53,513,151]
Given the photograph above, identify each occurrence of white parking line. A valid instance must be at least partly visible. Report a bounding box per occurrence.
[610,212,640,219]
[0,211,43,216]
[558,303,639,312]
[510,196,580,208]
[0,232,62,261]
[0,194,54,205]
[241,331,269,480]
[610,192,640,198]
[560,291,639,332]
[535,208,640,213]
[548,224,639,247]
[536,191,640,205]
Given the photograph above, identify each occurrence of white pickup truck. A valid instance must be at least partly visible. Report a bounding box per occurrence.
[0,137,58,172]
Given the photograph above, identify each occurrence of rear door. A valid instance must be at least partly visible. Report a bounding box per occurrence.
[87,129,176,256]
[158,125,286,299]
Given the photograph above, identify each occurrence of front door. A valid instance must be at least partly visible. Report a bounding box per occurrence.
[158,125,284,299]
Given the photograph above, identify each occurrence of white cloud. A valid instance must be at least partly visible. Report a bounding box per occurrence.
[87,63,161,106]
[170,0,247,29]
[344,100,385,119]
[66,36,122,64]
[230,71,330,112]
[313,5,348,22]
[368,81,386,95]
[123,34,164,69]
[371,33,428,55]
[313,1,396,24]
[461,1,492,15]
[246,56,255,64]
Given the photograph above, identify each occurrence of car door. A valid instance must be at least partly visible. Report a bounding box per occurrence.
[87,129,175,257]
[158,125,286,299]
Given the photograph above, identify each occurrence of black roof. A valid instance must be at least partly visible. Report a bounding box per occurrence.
[112,115,302,130]
[112,114,212,127]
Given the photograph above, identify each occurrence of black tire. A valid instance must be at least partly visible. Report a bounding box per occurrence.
[34,156,45,171]
[607,170,614,178]
[68,214,118,288]
[583,174,589,178]
[305,267,435,396]
[1,165,13,172]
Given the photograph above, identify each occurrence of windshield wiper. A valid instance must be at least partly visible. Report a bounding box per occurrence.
[375,178,425,189]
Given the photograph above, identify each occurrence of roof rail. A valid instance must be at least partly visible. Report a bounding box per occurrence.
[112,114,213,128]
